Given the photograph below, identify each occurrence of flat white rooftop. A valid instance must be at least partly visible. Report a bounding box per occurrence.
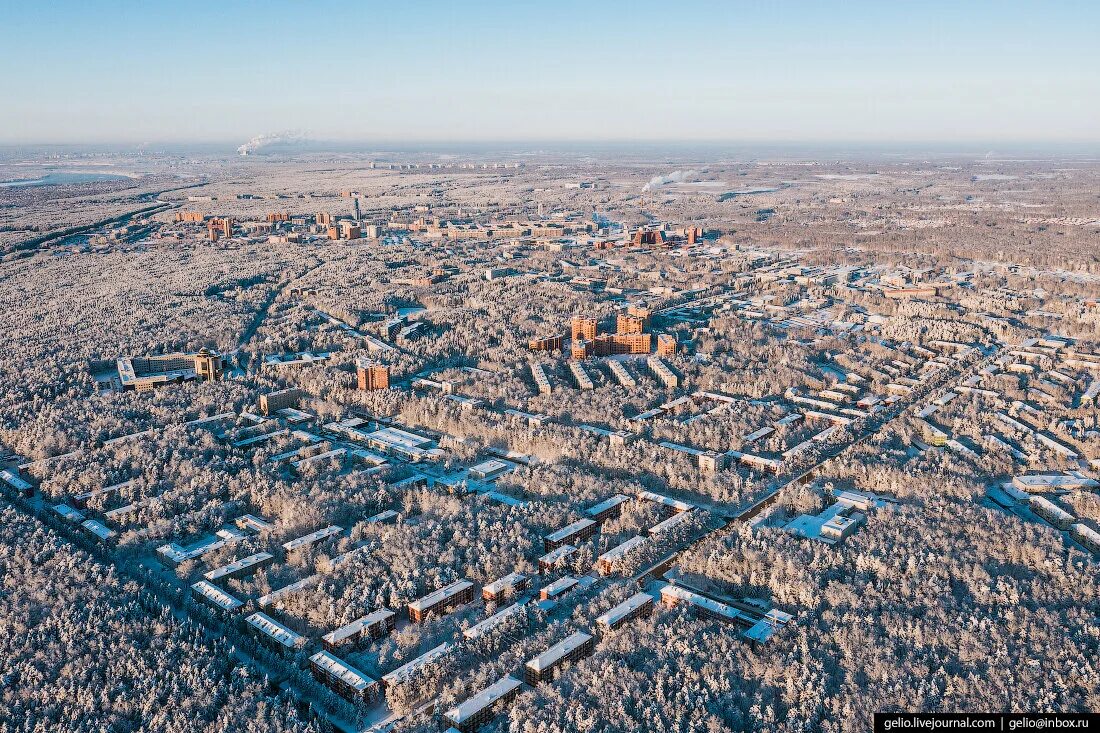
[585,494,630,518]
[526,631,592,672]
[596,592,653,629]
[382,643,451,686]
[246,612,304,648]
[463,603,524,641]
[546,518,597,544]
[323,609,396,645]
[283,525,342,552]
[445,675,522,726]
[409,580,474,612]
[309,651,378,692]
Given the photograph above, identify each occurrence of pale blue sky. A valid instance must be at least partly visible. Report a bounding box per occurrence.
[1,0,1097,144]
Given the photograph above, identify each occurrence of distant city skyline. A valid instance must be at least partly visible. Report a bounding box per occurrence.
[2,0,1098,145]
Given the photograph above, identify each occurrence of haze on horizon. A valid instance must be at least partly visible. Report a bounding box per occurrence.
[1,0,1098,146]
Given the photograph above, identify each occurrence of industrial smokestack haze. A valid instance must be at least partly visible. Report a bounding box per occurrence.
[237,130,309,156]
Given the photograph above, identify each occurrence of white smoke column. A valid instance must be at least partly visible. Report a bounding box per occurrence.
[237,130,307,156]
[642,169,699,192]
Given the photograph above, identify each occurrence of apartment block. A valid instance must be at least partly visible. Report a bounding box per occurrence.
[444,675,523,732]
[309,651,381,702]
[585,494,631,523]
[571,315,598,342]
[523,632,594,684]
[259,387,303,416]
[528,334,564,352]
[357,359,391,391]
[321,609,396,652]
[616,313,645,335]
[442,673,523,730]
[595,592,654,632]
[482,572,529,603]
[408,580,476,622]
[544,518,598,552]
[595,535,647,576]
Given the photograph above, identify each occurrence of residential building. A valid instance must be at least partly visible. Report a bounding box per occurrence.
[463,603,524,642]
[322,609,396,651]
[282,525,343,554]
[1070,523,1100,554]
[482,572,529,602]
[658,583,744,625]
[617,313,645,335]
[595,592,654,632]
[259,387,303,416]
[636,490,695,517]
[245,612,306,651]
[207,217,233,240]
[648,357,679,388]
[656,333,678,357]
[523,632,594,684]
[544,518,598,552]
[595,535,647,576]
[408,580,476,622]
[190,580,244,612]
[571,315,598,342]
[357,359,391,391]
[1029,495,1075,529]
[309,651,381,702]
[537,545,577,573]
[528,334,564,352]
[381,643,451,688]
[585,494,631,523]
[203,552,275,583]
[539,575,578,601]
[444,675,523,732]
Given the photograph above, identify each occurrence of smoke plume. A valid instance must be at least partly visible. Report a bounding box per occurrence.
[642,169,699,192]
[237,130,308,156]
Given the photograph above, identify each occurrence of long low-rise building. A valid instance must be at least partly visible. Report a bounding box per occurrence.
[381,643,451,687]
[482,572,529,602]
[408,580,476,622]
[658,582,744,625]
[596,535,648,575]
[596,592,654,632]
[191,580,244,612]
[648,510,695,537]
[0,468,33,496]
[282,525,343,554]
[309,651,381,702]
[322,609,396,651]
[537,544,577,572]
[1029,495,1075,529]
[1012,473,1099,493]
[203,552,275,583]
[445,675,524,732]
[585,494,630,523]
[463,603,525,642]
[258,574,320,608]
[544,518,598,552]
[539,575,578,602]
[524,632,594,684]
[245,612,306,650]
[636,490,694,516]
[1070,523,1100,554]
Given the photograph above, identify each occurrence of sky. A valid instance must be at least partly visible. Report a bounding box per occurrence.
[1,0,1097,146]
